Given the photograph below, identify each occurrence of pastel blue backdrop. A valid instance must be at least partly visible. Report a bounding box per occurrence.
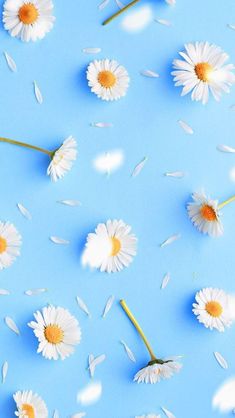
[1,0,235,417]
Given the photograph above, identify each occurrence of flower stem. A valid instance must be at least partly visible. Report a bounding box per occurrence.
[120,299,156,361]
[102,0,141,26]
[0,137,53,157]
[218,195,235,209]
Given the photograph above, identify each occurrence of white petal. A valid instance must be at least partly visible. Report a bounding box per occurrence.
[2,361,8,384]
[91,122,113,128]
[50,236,69,245]
[82,48,101,54]
[227,24,235,30]
[160,234,181,248]
[98,0,109,10]
[165,171,185,178]
[217,144,235,153]
[213,378,235,412]
[5,316,20,335]
[76,296,91,317]
[132,157,148,177]
[71,414,86,418]
[162,407,176,418]
[77,382,102,406]
[89,355,106,377]
[25,288,47,296]
[161,272,171,289]
[53,410,59,418]
[58,200,81,207]
[102,295,115,318]
[0,289,10,295]
[120,340,136,362]
[140,70,159,78]
[34,81,43,104]
[4,52,17,72]
[178,119,194,134]
[93,150,124,174]
[115,0,125,8]
[17,203,32,220]
[155,18,172,26]
[214,352,228,369]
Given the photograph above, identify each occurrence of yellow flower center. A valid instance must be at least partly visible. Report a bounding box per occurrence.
[110,237,121,256]
[0,237,7,254]
[44,324,64,344]
[98,71,116,88]
[21,404,35,418]
[200,204,217,221]
[206,301,223,317]
[18,3,39,25]
[194,62,213,82]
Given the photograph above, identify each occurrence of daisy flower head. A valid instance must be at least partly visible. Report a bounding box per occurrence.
[3,0,55,43]
[28,305,81,360]
[47,136,77,182]
[134,358,182,384]
[14,390,48,418]
[0,222,21,270]
[82,219,137,273]
[187,191,223,237]
[172,42,235,104]
[87,59,130,101]
[193,288,234,332]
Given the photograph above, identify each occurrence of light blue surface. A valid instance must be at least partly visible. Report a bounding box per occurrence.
[1,0,235,417]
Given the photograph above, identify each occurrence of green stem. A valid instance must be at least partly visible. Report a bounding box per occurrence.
[218,195,235,209]
[102,0,141,26]
[120,299,156,361]
[0,137,53,157]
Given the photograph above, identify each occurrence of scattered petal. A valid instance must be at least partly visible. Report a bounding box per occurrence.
[58,200,81,207]
[162,407,176,418]
[178,120,194,134]
[227,24,235,30]
[155,18,172,26]
[71,414,86,418]
[4,52,17,72]
[102,295,115,318]
[5,316,20,335]
[161,272,171,289]
[217,144,235,153]
[0,289,10,295]
[131,157,148,177]
[98,0,109,10]
[33,81,43,104]
[2,361,8,384]
[115,0,124,8]
[53,411,59,418]
[214,352,228,369]
[88,354,106,377]
[25,288,47,296]
[50,236,70,245]
[77,381,102,406]
[166,0,176,4]
[82,48,101,54]
[140,70,159,78]
[160,234,181,248]
[122,5,153,32]
[165,171,185,178]
[91,122,113,128]
[213,378,235,412]
[17,203,32,220]
[120,340,136,362]
[93,150,124,175]
[76,296,91,317]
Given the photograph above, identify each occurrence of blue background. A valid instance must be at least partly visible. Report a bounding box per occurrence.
[1,0,235,417]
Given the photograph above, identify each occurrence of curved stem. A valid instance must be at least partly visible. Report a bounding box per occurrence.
[103,0,141,26]
[120,299,156,361]
[218,195,235,209]
[0,137,53,157]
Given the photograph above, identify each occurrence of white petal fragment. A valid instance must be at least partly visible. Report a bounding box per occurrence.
[77,381,102,406]
[120,340,136,362]
[165,171,185,178]
[140,70,160,78]
[160,234,181,248]
[98,0,110,10]
[217,144,235,153]
[93,150,124,175]
[162,407,176,418]
[166,0,176,4]
[76,296,91,317]
[227,24,235,30]
[102,295,115,318]
[2,361,8,384]
[5,316,20,335]
[17,203,32,220]
[58,200,81,207]
[34,81,43,104]
[178,120,194,134]
[82,48,101,54]
[91,122,113,128]
[214,352,228,369]
[89,354,106,377]
[132,157,148,177]
[71,414,86,418]
[53,411,59,418]
[25,288,47,296]
[161,272,171,289]
[50,236,70,245]
[0,289,10,295]
[115,0,124,8]
[155,18,172,26]
[4,52,17,72]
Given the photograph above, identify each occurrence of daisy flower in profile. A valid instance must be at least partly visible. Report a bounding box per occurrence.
[3,0,55,43]
[172,42,235,104]
[0,222,21,270]
[28,306,81,360]
[193,288,234,332]
[82,219,137,273]
[120,300,182,384]
[47,136,77,182]
[87,59,130,101]
[14,390,48,418]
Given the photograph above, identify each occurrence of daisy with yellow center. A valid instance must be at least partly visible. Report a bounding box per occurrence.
[82,219,137,273]
[193,288,234,332]
[3,0,55,42]
[120,300,182,384]
[172,42,235,104]
[14,390,48,418]
[0,222,21,270]
[28,306,81,360]
[87,59,130,101]
[187,191,235,237]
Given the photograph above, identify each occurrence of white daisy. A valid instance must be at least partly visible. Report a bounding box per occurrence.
[3,0,55,43]
[193,288,233,332]
[0,222,21,270]
[187,191,223,237]
[134,359,182,384]
[172,42,235,104]
[28,305,81,360]
[82,219,137,273]
[47,136,77,182]
[87,59,130,101]
[14,390,48,418]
